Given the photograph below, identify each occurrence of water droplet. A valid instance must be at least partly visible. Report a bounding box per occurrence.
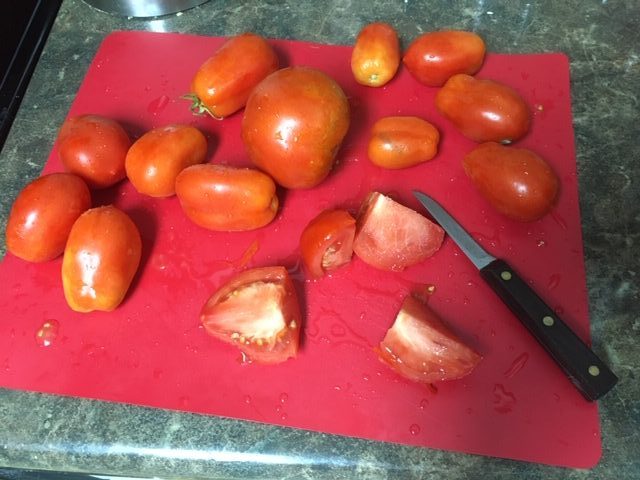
[243,395,252,404]
[493,384,517,413]
[279,393,288,404]
[330,323,346,337]
[280,413,288,420]
[547,274,561,290]
[362,374,370,382]
[35,320,59,347]
[275,405,282,413]
[504,353,529,378]
[490,329,497,337]
[147,94,170,115]
[419,399,429,410]
[333,385,342,391]
[537,239,546,247]
[462,296,471,305]
[554,305,565,315]
[409,424,421,435]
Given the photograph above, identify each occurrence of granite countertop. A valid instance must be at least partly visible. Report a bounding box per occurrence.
[1,0,639,478]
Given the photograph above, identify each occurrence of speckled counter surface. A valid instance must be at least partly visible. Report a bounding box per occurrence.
[0,0,638,478]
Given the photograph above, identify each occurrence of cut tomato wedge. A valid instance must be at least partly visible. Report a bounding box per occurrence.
[377,295,482,383]
[200,266,302,364]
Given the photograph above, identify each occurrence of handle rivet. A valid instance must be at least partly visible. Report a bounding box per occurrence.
[588,365,600,377]
[542,315,554,326]
[500,271,512,281]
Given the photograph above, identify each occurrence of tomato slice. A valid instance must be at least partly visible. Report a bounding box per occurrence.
[353,192,444,271]
[377,295,482,383]
[300,209,356,278]
[200,267,302,364]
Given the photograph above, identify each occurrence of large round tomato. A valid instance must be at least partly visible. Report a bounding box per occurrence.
[57,115,131,189]
[435,74,530,144]
[200,266,302,364]
[62,206,141,312]
[175,164,278,231]
[241,67,350,189]
[403,30,485,87]
[125,124,207,197]
[351,22,400,87]
[463,142,559,221]
[188,33,279,119]
[5,173,91,262]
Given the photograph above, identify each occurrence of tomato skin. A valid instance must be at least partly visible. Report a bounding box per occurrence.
[368,116,440,169]
[242,67,350,189]
[190,33,279,118]
[200,266,302,364]
[463,142,560,221]
[300,209,356,278]
[5,173,91,262]
[403,30,485,87]
[435,74,530,143]
[353,192,444,271]
[377,295,482,383]
[351,22,400,87]
[62,206,141,312]
[57,115,131,189]
[125,124,207,197]
[175,164,278,231]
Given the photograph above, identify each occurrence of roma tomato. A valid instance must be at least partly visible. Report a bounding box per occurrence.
[403,30,485,87]
[62,206,141,312]
[367,116,440,169]
[435,74,530,143]
[242,67,350,189]
[463,142,560,221]
[377,295,482,384]
[5,173,91,262]
[351,22,400,87]
[300,209,356,278]
[57,115,131,189]
[175,164,278,231]
[187,33,279,119]
[353,192,444,271]
[125,124,207,197]
[200,266,302,364]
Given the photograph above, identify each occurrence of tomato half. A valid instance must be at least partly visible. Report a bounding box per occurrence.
[57,115,131,189]
[125,124,207,197]
[300,209,356,278]
[187,33,279,119]
[403,30,486,87]
[5,173,91,262]
[200,266,302,364]
[435,74,530,144]
[463,142,560,221]
[367,116,440,169]
[242,67,350,189]
[377,295,482,383]
[351,22,400,87]
[175,164,278,231]
[353,192,444,271]
[62,206,141,312]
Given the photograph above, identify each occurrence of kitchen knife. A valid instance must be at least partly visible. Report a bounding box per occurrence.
[413,191,617,401]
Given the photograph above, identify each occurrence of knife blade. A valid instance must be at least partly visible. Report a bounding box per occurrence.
[413,191,617,401]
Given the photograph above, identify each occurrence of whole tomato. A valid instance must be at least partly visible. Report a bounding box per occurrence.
[57,115,131,189]
[351,22,400,87]
[241,67,350,189]
[435,74,530,143]
[175,164,279,231]
[187,33,279,119]
[62,206,142,312]
[403,30,486,87]
[125,124,207,197]
[5,173,91,262]
[367,116,440,169]
[463,142,559,221]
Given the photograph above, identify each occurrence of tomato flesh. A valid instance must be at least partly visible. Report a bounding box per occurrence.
[351,22,400,87]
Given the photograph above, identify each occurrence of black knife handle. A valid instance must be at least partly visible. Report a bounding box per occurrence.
[480,259,617,401]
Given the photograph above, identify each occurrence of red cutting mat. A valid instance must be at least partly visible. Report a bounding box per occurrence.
[0,31,600,467]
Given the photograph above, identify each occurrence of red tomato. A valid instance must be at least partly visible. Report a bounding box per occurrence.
[435,74,530,143]
[5,173,91,262]
[353,192,444,271]
[377,295,482,383]
[62,206,141,312]
[200,266,302,364]
[242,67,350,189]
[57,115,131,189]
[175,164,278,231]
[403,30,486,87]
[125,124,207,197]
[367,116,440,169]
[463,142,560,221]
[300,209,356,278]
[187,33,279,119]
[351,22,400,87]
